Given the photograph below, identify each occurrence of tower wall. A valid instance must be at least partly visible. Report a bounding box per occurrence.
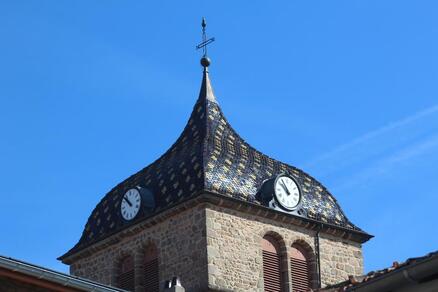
[204,204,364,291]
[68,200,364,291]
[69,205,209,292]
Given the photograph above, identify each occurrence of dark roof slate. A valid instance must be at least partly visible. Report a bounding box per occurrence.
[61,67,367,260]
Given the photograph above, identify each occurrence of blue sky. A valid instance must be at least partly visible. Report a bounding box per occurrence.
[1,1,437,274]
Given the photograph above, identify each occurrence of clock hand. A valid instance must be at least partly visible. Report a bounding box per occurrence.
[123,197,133,207]
[280,180,291,196]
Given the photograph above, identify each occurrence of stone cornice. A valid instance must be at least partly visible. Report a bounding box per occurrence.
[200,191,373,244]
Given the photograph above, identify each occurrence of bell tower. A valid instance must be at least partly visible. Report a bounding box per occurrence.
[59,19,372,292]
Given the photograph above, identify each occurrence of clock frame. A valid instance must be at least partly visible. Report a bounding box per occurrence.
[257,172,305,216]
[121,188,142,221]
[273,174,302,211]
[120,186,156,221]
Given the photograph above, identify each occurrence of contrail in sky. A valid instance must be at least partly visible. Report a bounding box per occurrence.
[303,104,438,176]
[332,134,438,192]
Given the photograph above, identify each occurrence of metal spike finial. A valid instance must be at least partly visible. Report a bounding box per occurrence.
[196,17,215,68]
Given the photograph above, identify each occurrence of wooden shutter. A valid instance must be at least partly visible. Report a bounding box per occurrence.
[290,245,311,292]
[118,256,135,291]
[144,246,159,292]
[262,236,282,292]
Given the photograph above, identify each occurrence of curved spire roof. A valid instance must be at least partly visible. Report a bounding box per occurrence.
[61,63,369,260]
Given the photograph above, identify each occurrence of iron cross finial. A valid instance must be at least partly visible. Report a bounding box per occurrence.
[196,17,215,58]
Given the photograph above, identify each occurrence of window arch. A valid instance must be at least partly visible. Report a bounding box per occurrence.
[143,244,159,292]
[261,235,285,292]
[290,242,315,292]
[117,255,135,291]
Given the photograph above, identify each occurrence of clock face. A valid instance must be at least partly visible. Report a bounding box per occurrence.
[121,188,141,220]
[274,175,301,210]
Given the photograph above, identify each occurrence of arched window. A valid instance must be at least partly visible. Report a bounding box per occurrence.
[117,255,135,291]
[290,244,312,292]
[143,245,159,292]
[261,235,283,292]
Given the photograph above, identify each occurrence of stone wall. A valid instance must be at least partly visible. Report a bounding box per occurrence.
[319,233,363,286]
[205,204,364,291]
[68,201,364,292]
[69,205,208,292]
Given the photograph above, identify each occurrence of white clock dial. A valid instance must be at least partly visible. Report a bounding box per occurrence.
[121,188,141,220]
[274,175,301,210]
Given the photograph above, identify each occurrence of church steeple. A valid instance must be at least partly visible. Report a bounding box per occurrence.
[60,20,370,263]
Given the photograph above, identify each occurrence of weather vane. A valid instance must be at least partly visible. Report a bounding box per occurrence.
[196,17,215,57]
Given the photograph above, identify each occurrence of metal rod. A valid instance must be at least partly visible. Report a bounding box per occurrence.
[196,38,215,50]
[315,224,322,288]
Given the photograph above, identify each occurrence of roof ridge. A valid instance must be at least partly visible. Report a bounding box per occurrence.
[199,68,217,193]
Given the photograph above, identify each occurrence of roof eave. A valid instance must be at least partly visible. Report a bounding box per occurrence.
[0,255,126,292]
[200,191,373,244]
[60,190,372,264]
[346,252,438,291]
